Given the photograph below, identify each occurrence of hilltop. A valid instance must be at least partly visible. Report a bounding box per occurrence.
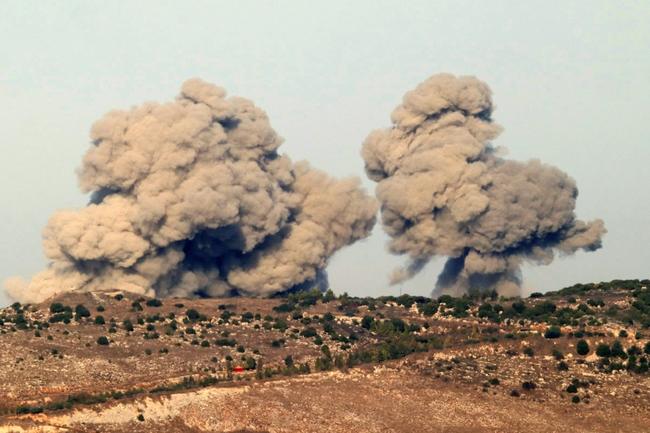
[1,279,650,432]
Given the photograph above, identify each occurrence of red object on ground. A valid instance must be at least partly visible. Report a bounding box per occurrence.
[233,366,245,373]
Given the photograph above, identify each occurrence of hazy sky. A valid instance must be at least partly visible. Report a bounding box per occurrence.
[1,1,649,306]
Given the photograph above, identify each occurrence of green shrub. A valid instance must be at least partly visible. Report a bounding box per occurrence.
[544,326,562,339]
[215,338,236,347]
[596,343,611,357]
[97,336,110,346]
[186,309,201,321]
[611,340,627,358]
[145,299,162,307]
[50,303,67,314]
[123,320,134,332]
[511,301,526,314]
[244,356,257,370]
[576,339,590,356]
[521,381,536,390]
[94,316,105,325]
[300,327,318,338]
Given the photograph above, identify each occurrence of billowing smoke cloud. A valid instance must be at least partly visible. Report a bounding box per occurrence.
[6,79,377,303]
[362,73,605,296]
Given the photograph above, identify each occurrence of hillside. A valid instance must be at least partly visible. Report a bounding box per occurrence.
[1,280,650,432]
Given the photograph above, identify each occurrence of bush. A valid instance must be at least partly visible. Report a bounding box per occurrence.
[244,356,257,370]
[284,355,294,368]
[544,326,562,339]
[557,361,569,371]
[123,320,134,332]
[94,316,105,325]
[97,336,110,346]
[323,289,336,303]
[215,338,236,347]
[361,315,374,330]
[596,343,611,357]
[74,304,91,320]
[512,301,526,314]
[521,381,537,390]
[644,342,650,355]
[186,309,201,321]
[571,395,580,404]
[576,339,590,356]
[611,340,627,358]
[523,347,535,357]
[566,384,578,393]
[145,299,162,307]
[50,303,67,314]
[300,327,318,338]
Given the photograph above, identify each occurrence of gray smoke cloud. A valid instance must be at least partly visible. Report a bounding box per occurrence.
[6,78,378,303]
[362,73,606,296]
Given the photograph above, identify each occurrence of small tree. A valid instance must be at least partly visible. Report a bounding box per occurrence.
[323,289,336,303]
[94,316,106,325]
[50,303,66,314]
[97,336,110,346]
[596,343,611,358]
[576,339,590,356]
[611,340,627,358]
[361,315,374,330]
[123,319,134,332]
[74,304,91,320]
[544,326,562,339]
[186,309,201,321]
[145,298,163,307]
[284,355,294,368]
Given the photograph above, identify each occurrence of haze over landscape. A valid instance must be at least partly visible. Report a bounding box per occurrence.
[2,1,649,306]
[2,3,650,433]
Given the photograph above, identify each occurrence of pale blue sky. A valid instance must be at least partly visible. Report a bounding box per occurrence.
[1,1,649,306]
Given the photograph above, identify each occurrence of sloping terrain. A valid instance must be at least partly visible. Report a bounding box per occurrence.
[1,280,650,432]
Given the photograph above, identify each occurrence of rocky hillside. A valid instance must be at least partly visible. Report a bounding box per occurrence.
[1,280,650,432]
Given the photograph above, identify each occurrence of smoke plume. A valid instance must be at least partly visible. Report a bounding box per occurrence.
[362,73,605,296]
[7,79,377,303]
